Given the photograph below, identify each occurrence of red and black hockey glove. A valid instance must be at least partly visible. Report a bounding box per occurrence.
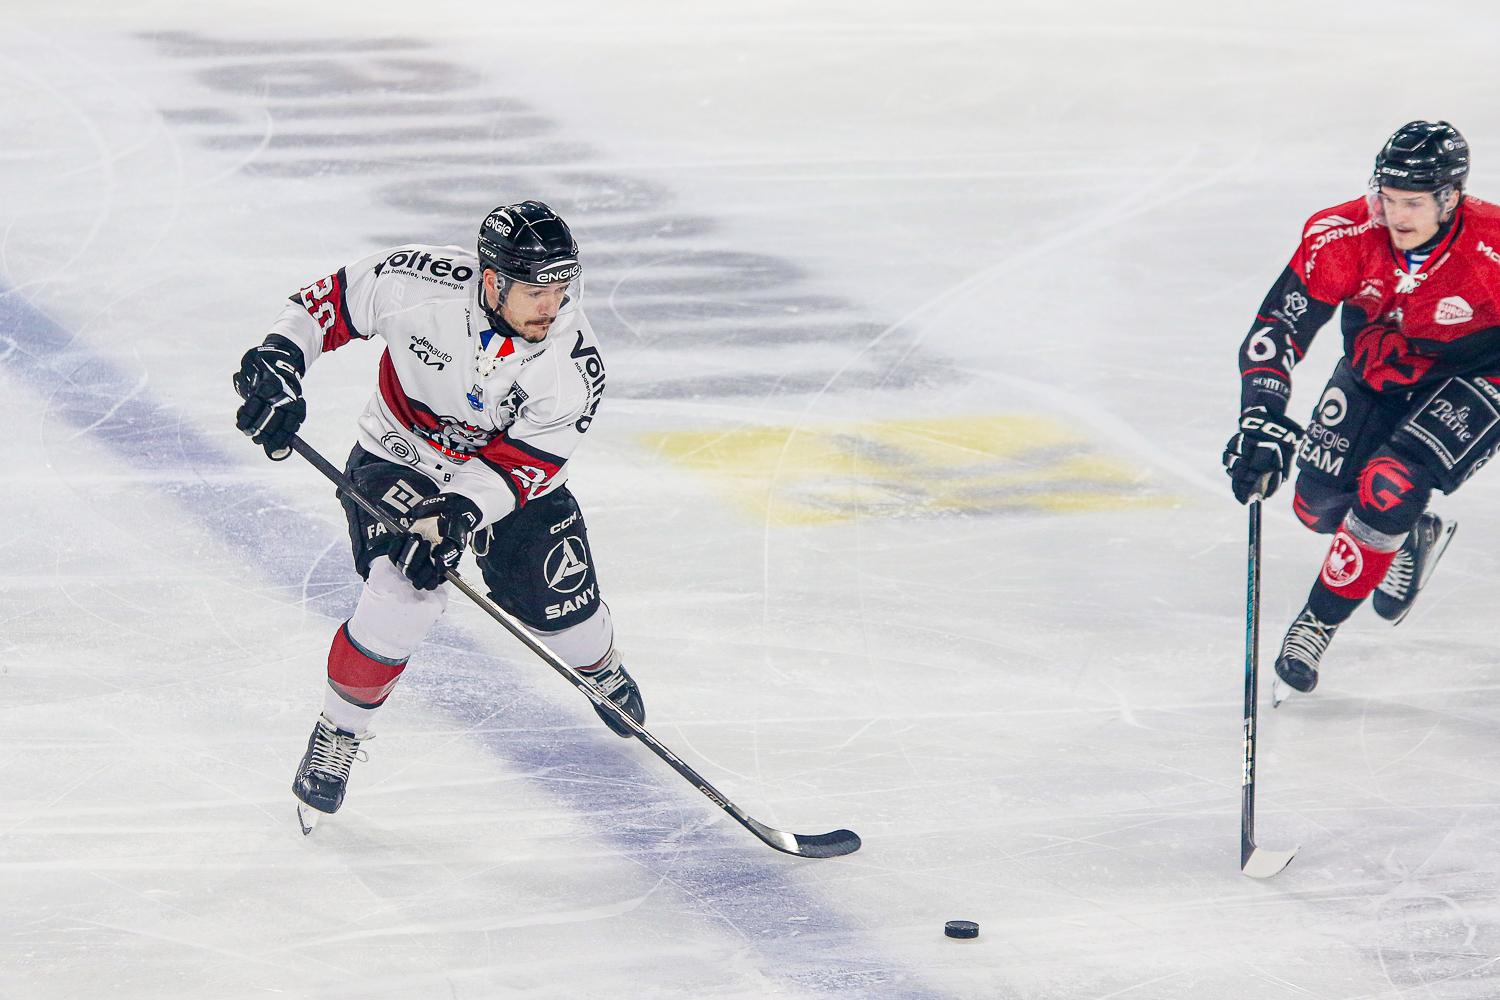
[233,335,307,461]
[1223,406,1304,504]
[393,493,483,590]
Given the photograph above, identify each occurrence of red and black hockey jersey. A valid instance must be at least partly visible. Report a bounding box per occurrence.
[1238,195,1500,411]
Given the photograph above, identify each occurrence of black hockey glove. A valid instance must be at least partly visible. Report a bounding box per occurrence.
[233,336,307,461]
[393,493,483,590]
[1223,406,1304,504]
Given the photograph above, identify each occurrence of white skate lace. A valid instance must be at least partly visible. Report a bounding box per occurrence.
[1282,611,1336,667]
[586,663,629,699]
[307,722,369,780]
[1377,548,1414,600]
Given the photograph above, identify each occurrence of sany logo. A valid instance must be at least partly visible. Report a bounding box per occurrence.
[1303,215,1357,239]
[1434,295,1474,326]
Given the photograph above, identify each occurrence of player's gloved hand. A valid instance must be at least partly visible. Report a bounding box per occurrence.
[233,336,307,461]
[1223,406,1304,504]
[393,493,483,590]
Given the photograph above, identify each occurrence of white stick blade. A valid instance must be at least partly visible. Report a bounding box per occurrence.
[1242,846,1298,879]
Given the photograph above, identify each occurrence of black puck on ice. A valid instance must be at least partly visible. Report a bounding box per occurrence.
[944,920,979,939]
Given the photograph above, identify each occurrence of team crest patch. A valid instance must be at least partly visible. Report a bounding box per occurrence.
[1434,296,1474,326]
[1320,531,1363,589]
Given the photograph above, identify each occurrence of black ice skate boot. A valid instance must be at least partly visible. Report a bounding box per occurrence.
[1372,512,1456,625]
[1274,606,1339,698]
[292,715,369,833]
[579,651,645,738]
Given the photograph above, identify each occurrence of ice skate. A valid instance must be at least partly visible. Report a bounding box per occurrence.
[1372,512,1456,625]
[1272,606,1339,705]
[580,651,645,738]
[293,715,369,834]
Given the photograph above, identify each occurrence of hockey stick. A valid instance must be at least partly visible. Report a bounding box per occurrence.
[1241,495,1298,878]
[288,435,861,860]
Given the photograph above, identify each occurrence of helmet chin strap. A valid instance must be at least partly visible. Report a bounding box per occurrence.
[476,279,522,339]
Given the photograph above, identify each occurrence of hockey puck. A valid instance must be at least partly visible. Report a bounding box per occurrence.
[944,920,979,939]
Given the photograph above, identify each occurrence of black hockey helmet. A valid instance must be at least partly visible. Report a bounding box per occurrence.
[1373,121,1470,192]
[476,201,581,288]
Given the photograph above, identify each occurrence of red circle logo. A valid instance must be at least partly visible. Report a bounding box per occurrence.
[1320,531,1364,589]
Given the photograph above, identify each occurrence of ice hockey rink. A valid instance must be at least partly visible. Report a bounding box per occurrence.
[6,3,1500,997]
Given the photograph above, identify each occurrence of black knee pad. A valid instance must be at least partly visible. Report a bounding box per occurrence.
[1350,446,1436,537]
[1291,477,1350,534]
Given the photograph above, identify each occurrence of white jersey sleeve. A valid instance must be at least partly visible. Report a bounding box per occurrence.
[263,249,391,365]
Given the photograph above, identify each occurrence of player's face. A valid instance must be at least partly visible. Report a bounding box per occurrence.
[1378,187,1455,251]
[486,272,568,342]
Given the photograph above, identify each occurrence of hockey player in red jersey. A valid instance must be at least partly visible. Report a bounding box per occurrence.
[1222,121,1500,700]
[232,201,644,830]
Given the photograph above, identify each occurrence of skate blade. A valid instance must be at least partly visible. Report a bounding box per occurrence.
[297,802,323,836]
[1271,677,1292,708]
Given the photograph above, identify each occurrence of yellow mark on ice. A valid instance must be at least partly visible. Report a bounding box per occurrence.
[644,415,1174,525]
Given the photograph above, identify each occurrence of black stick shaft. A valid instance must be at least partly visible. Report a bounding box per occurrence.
[287,435,857,858]
[1241,497,1262,868]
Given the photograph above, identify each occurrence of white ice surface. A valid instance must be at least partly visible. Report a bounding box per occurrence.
[5,4,1500,998]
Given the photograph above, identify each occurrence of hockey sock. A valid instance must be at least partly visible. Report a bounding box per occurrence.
[318,559,447,732]
[531,601,615,670]
[1306,515,1403,625]
[323,622,407,733]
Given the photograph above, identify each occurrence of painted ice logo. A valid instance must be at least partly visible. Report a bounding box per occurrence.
[1434,296,1474,326]
[543,536,590,594]
[1320,531,1363,589]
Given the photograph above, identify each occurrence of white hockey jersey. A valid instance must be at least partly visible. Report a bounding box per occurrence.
[265,244,606,527]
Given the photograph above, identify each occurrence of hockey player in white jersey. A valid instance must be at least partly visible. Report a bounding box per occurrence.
[232,201,643,830]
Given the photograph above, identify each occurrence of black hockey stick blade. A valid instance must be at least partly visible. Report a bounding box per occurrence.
[1241,844,1298,879]
[745,817,862,859]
